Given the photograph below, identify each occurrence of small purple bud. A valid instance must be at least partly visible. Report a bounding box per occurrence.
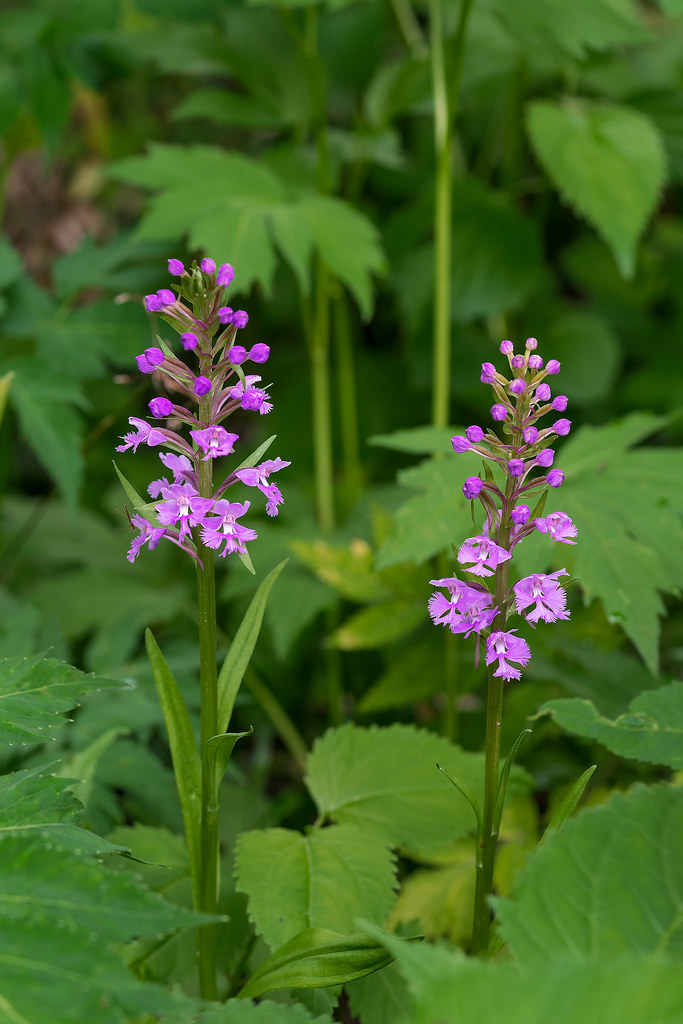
[181,332,198,351]
[509,379,525,395]
[491,404,508,421]
[194,376,212,397]
[232,310,249,329]
[511,355,525,369]
[500,340,514,355]
[201,258,216,274]
[216,263,234,287]
[535,383,551,402]
[156,288,176,306]
[149,397,174,418]
[248,343,270,364]
[228,345,248,364]
[528,354,543,370]
[465,425,484,443]
[144,294,163,312]
[463,476,483,499]
[511,504,530,525]
[547,468,565,487]
[218,307,234,324]
[136,354,155,374]
[552,395,568,412]
[508,458,525,477]
[452,435,470,453]
[553,418,571,436]
[546,359,561,374]
[523,426,539,444]
[525,337,538,350]
[536,448,555,467]
[481,362,497,384]
[145,347,165,366]
[168,259,185,276]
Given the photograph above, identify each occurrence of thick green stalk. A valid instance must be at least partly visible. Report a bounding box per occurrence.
[196,396,219,1001]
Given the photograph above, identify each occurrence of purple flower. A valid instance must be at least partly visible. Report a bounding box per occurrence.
[127,515,166,563]
[218,307,234,324]
[552,418,571,436]
[500,340,514,355]
[535,512,577,545]
[457,535,511,577]
[491,404,508,422]
[190,425,239,460]
[523,426,538,443]
[428,577,498,637]
[535,383,551,402]
[148,451,196,497]
[525,337,537,350]
[232,311,249,329]
[194,376,212,397]
[528,354,543,370]
[181,332,198,350]
[157,288,176,306]
[201,499,258,556]
[509,379,525,395]
[466,425,484,443]
[463,476,483,499]
[228,375,273,415]
[514,569,570,625]
[249,343,270,364]
[168,259,185,276]
[546,359,561,374]
[201,258,216,274]
[508,459,524,477]
[116,417,166,452]
[235,457,290,516]
[547,469,564,487]
[481,362,497,384]
[217,263,234,287]
[228,345,248,365]
[144,294,163,312]
[511,504,530,525]
[536,448,554,467]
[486,629,531,681]
[148,397,174,418]
[155,483,214,542]
[511,355,524,369]
[136,347,165,374]
[552,395,568,411]
[452,435,470,453]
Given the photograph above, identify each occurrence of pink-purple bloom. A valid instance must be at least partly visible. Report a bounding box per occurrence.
[201,500,257,556]
[168,259,184,276]
[235,458,290,516]
[535,512,577,545]
[194,376,212,397]
[181,332,198,350]
[486,630,531,681]
[190,426,239,460]
[514,570,570,625]
[116,417,167,452]
[457,535,511,577]
[463,476,483,500]
[428,577,498,637]
[491,404,507,421]
[155,483,214,542]
[127,515,166,563]
[217,263,234,287]
[228,376,273,415]
[149,397,174,418]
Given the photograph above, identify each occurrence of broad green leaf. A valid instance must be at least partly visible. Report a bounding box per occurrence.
[346,962,411,1024]
[369,425,456,455]
[388,845,475,947]
[0,653,119,745]
[217,559,288,733]
[328,601,425,650]
[631,90,683,185]
[496,782,683,960]
[57,726,127,812]
[539,311,621,405]
[357,635,450,714]
[305,724,527,853]
[234,823,397,950]
[291,539,392,604]
[491,0,648,60]
[539,683,683,769]
[527,100,666,277]
[265,569,336,660]
[173,88,285,129]
[145,630,201,905]
[238,928,393,999]
[197,999,329,1023]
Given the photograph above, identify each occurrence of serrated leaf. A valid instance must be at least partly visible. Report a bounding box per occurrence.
[346,961,411,1024]
[234,823,397,951]
[305,724,527,853]
[527,99,665,277]
[388,845,475,946]
[496,782,683,960]
[539,683,683,769]
[329,601,424,650]
[0,653,119,744]
[238,927,393,999]
[368,425,456,455]
[491,0,648,60]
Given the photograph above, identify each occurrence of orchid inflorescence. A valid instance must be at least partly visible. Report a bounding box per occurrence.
[429,336,577,681]
[116,257,290,566]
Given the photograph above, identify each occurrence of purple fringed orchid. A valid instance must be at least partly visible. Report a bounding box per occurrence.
[486,630,531,681]
[457,536,512,577]
[201,500,258,556]
[514,570,570,625]
[428,577,498,637]
[235,458,291,517]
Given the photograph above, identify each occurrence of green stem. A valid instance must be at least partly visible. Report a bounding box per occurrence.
[196,397,219,1001]
[333,290,363,514]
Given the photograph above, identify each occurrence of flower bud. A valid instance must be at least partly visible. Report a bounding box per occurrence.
[156,288,176,306]
[228,345,248,364]
[216,263,234,287]
[491,404,508,421]
[525,337,538,350]
[481,362,497,383]
[552,395,568,411]
[535,383,551,402]
[463,476,483,499]
[508,458,525,476]
[194,376,212,397]
[511,504,530,525]
[500,340,514,355]
[249,343,270,363]
[523,426,538,443]
[536,448,555,467]
[136,347,165,373]
[452,435,470,453]
[218,307,234,324]
[233,311,249,329]
[465,425,484,443]
[509,379,525,394]
[511,355,524,369]
[144,294,163,312]
[528,354,543,370]
[201,258,216,274]
[546,359,561,374]
[167,259,184,276]
[149,397,174,418]
[181,332,198,350]
[553,418,571,436]
[547,468,564,487]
